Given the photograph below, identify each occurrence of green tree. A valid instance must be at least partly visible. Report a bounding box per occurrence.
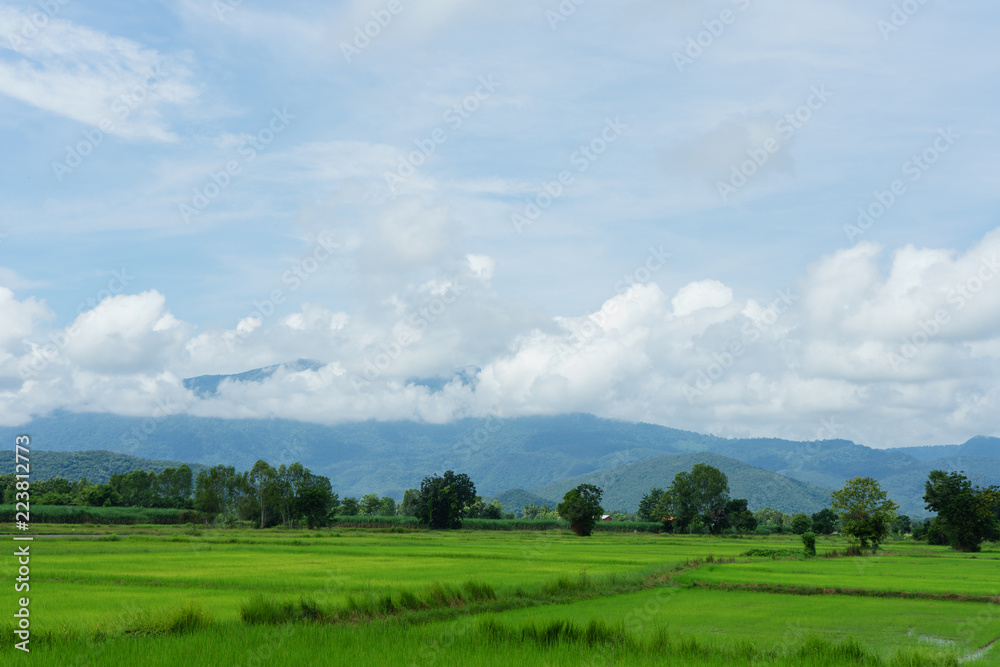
[481,501,504,520]
[659,464,730,533]
[790,513,812,535]
[923,470,1000,552]
[340,497,360,516]
[557,484,604,537]
[721,498,757,532]
[414,471,477,529]
[248,460,279,528]
[810,508,838,535]
[399,489,420,517]
[360,493,381,516]
[522,503,553,519]
[377,496,397,516]
[831,477,898,552]
[636,488,664,522]
[194,465,238,521]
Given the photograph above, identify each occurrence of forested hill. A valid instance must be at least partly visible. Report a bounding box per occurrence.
[24,450,206,485]
[527,452,836,516]
[1,411,995,515]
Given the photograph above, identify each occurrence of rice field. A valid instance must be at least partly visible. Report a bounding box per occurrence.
[1,525,997,665]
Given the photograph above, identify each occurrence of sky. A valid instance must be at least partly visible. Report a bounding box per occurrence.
[0,0,998,449]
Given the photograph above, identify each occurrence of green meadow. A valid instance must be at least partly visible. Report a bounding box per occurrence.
[2,525,998,665]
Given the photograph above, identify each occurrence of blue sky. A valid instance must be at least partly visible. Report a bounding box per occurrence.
[1,0,999,448]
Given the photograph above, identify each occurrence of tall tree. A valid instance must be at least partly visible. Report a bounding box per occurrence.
[636,488,664,522]
[414,471,477,529]
[659,464,730,533]
[248,460,279,528]
[399,489,420,517]
[831,477,898,552]
[557,484,604,537]
[923,470,1000,552]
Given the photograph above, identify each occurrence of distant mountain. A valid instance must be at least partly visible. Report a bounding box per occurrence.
[1,409,995,517]
[892,445,963,461]
[892,436,998,461]
[528,452,836,515]
[486,488,556,514]
[182,359,324,398]
[24,450,205,485]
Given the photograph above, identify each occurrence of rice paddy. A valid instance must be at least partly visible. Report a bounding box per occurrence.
[2,525,997,665]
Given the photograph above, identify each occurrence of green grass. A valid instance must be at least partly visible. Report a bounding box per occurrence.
[675,553,1000,597]
[1,527,997,665]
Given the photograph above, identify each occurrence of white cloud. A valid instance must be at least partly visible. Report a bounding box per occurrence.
[0,7,198,140]
[671,280,734,317]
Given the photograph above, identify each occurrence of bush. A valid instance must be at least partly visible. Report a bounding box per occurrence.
[802,531,817,556]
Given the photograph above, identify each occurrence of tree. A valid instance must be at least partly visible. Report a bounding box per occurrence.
[557,484,604,537]
[377,496,397,516]
[636,488,664,522]
[248,460,279,528]
[340,497,360,516]
[892,514,912,535]
[194,465,238,522]
[923,470,1000,552]
[399,489,420,517]
[291,469,335,528]
[360,493,381,516]
[810,508,838,535]
[659,464,730,533]
[481,501,504,520]
[830,477,898,552]
[791,513,812,535]
[522,503,554,519]
[721,498,757,532]
[414,471,477,529]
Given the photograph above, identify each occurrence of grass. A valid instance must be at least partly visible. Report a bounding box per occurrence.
[0,526,996,665]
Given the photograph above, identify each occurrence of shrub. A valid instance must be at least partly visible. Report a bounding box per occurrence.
[802,531,817,556]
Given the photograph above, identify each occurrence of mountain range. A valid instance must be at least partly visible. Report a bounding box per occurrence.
[1,363,996,517]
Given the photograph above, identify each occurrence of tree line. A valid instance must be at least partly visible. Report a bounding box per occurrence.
[3,460,995,548]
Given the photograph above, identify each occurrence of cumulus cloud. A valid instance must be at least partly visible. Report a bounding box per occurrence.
[1,228,999,448]
[671,279,733,317]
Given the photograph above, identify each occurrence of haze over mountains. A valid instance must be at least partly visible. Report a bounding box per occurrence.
[5,379,996,518]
